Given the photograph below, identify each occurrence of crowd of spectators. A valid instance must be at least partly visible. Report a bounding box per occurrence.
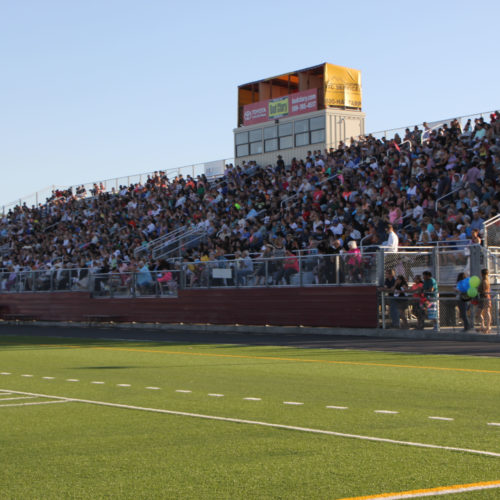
[0,112,499,289]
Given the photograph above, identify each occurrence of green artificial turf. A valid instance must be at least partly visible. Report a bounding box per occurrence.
[1,334,500,499]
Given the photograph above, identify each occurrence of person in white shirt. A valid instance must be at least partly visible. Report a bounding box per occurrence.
[385,224,399,252]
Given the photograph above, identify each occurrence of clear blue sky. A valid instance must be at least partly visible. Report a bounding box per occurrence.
[1,0,498,206]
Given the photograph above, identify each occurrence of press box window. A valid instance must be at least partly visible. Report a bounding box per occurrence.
[295,119,309,133]
[278,123,292,137]
[236,144,249,157]
[295,132,310,147]
[235,132,249,145]
[279,136,293,149]
[250,142,263,154]
[278,123,292,150]
[310,129,325,144]
[265,138,278,152]
[263,126,277,139]
[249,129,262,154]
[249,129,262,142]
[310,116,325,130]
[309,116,325,144]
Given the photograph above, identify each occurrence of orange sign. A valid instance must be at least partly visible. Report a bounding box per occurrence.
[324,64,362,108]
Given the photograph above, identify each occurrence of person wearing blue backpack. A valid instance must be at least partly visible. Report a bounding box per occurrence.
[456,272,472,332]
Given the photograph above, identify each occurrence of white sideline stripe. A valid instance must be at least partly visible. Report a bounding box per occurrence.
[66,379,79,382]
[175,390,191,393]
[488,423,500,427]
[326,406,348,410]
[145,387,160,390]
[244,397,262,401]
[283,401,304,405]
[42,376,55,380]
[375,410,399,414]
[3,388,500,459]
[91,381,104,384]
[429,416,454,421]
[0,400,69,409]
[117,384,131,387]
[21,374,33,377]
[0,392,13,396]
[1,372,12,375]
[0,396,35,402]
[208,393,224,397]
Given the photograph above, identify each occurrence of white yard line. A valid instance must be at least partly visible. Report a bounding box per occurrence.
[0,372,11,375]
[117,384,131,387]
[375,410,399,414]
[326,406,348,410]
[208,393,224,397]
[283,401,304,405]
[2,388,500,459]
[66,379,79,382]
[91,381,105,384]
[0,396,35,402]
[244,397,262,401]
[428,416,454,421]
[42,376,55,380]
[175,390,192,393]
[145,387,160,390]
[21,374,33,377]
[0,400,69,409]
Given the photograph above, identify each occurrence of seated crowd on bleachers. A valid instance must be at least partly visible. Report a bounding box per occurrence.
[0,112,499,292]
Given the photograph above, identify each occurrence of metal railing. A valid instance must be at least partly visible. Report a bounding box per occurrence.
[435,187,461,211]
[1,158,234,214]
[280,174,340,209]
[367,109,497,142]
[484,215,500,248]
[0,245,489,300]
[0,268,181,298]
[0,253,379,296]
[152,226,209,261]
[133,225,188,258]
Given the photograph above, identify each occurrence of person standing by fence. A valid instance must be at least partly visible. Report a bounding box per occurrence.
[477,268,492,334]
[456,272,472,332]
[380,269,399,328]
[423,271,439,329]
[394,275,409,329]
[409,275,425,329]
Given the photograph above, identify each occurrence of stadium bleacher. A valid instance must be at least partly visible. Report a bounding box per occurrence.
[0,112,499,294]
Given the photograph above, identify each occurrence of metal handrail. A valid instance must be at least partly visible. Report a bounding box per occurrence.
[367,109,496,142]
[483,214,500,248]
[280,174,340,209]
[484,214,500,229]
[133,225,187,257]
[152,225,209,260]
[2,158,234,214]
[435,187,461,211]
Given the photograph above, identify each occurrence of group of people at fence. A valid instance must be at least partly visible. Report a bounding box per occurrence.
[380,267,493,333]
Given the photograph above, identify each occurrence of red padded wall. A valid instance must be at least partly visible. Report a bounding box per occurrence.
[0,286,377,328]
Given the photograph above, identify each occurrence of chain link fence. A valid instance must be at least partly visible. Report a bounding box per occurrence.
[484,215,500,248]
[383,251,433,284]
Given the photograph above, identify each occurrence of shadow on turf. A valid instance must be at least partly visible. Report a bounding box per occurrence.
[73,366,137,370]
